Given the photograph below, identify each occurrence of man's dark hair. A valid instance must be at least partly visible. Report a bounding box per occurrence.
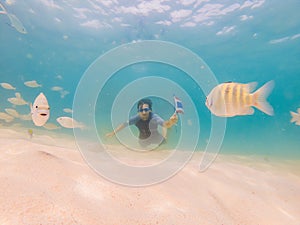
[137,98,152,110]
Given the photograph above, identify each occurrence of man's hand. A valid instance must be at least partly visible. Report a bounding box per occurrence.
[105,131,115,138]
[169,113,178,125]
[163,113,178,128]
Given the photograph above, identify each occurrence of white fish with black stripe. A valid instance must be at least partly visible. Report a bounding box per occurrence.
[205,80,275,117]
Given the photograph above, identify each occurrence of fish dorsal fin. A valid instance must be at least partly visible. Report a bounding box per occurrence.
[247,82,258,92]
[0,3,7,13]
[15,92,21,98]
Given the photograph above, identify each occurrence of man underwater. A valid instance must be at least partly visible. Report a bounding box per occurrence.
[106,98,178,147]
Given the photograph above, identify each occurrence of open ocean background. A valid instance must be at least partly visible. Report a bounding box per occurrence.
[0,0,299,159]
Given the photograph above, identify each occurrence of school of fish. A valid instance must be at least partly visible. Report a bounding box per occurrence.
[1,76,300,136]
[0,78,84,130]
[0,1,299,132]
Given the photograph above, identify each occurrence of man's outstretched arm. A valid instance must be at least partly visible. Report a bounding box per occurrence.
[163,113,178,128]
[106,123,126,137]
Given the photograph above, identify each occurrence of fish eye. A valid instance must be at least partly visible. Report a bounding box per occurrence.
[35,106,38,108]
[206,98,213,107]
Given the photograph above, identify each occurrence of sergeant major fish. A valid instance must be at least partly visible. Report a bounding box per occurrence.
[30,93,50,126]
[206,80,275,117]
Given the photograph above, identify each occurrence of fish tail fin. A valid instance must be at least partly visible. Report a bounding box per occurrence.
[252,80,275,116]
[79,124,88,130]
[0,3,7,13]
[290,111,298,123]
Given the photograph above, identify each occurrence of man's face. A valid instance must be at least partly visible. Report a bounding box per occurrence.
[138,104,151,121]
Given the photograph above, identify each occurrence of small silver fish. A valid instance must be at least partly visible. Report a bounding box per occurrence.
[206,80,274,117]
[30,93,50,126]
[56,116,85,129]
[24,80,42,88]
[63,108,73,113]
[7,92,28,105]
[0,112,14,123]
[0,82,16,90]
[0,3,27,34]
[43,123,61,130]
[4,108,19,118]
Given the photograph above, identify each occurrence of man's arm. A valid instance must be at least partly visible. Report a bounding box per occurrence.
[106,123,126,137]
[163,113,178,128]
[162,126,167,139]
[106,114,139,138]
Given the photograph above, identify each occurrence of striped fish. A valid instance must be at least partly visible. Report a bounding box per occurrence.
[205,80,275,117]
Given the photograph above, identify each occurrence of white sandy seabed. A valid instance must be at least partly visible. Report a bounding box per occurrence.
[0,128,299,225]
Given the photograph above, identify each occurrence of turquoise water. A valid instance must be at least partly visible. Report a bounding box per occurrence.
[1,0,299,158]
